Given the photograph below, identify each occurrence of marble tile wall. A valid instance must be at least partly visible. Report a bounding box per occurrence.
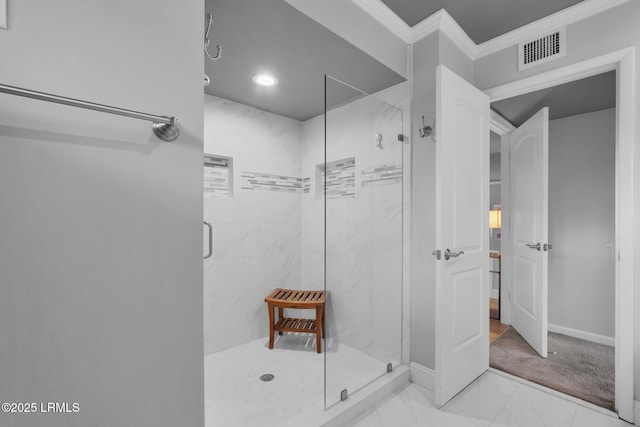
[301,81,409,404]
[203,94,303,355]
[203,82,410,378]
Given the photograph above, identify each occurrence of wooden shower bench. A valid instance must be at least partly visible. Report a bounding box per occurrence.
[264,288,325,353]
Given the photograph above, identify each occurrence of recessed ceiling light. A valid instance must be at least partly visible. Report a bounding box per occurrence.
[252,74,278,86]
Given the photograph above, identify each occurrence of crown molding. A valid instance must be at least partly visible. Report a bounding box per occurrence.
[410,9,476,59]
[476,0,632,57]
[489,110,515,136]
[351,0,412,43]
[352,0,632,60]
[409,9,442,43]
[436,10,476,58]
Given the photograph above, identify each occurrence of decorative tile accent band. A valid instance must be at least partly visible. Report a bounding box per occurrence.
[241,171,304,193]
[361,164,403,187]
[302,177,311,194]
[204,155,232,198]
[321,158,356,199]
[204,168,232,197]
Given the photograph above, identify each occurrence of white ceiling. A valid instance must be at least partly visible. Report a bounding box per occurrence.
[379,0,585,44]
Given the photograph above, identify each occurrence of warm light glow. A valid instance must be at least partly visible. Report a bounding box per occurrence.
[252,74,278,86]
[489,209,502,229]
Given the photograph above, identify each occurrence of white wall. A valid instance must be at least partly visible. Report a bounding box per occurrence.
[548,109,615,341]
[203,94,302,355]
[410,32,439,369]
[0,1,204,426]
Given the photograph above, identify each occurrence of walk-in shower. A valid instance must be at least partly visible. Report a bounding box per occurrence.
[203,75,407,426]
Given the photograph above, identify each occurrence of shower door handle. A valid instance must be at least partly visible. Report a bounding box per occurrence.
[204,221,213,259]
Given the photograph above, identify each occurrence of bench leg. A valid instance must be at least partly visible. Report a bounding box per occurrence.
[278,307,284,335]
[316,305,322,353]
[268,304,275,349]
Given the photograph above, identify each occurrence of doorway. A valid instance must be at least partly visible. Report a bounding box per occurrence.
[488,74,616,410]
[482,47,636,421]
[434,49,634,423]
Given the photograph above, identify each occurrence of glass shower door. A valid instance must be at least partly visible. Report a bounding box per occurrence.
[323,75,404,408]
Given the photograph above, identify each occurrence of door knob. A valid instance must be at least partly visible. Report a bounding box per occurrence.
[444,248,464,260]
[526,243,541,251]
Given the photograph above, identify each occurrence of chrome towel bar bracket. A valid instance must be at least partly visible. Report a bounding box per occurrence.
[0,83,180,142]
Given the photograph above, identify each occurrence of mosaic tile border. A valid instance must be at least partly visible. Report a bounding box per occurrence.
[302,177,311,194]
[241,171,304,193]
[361,164,403,187]
[321,158,356,199]
[204,155,232,198]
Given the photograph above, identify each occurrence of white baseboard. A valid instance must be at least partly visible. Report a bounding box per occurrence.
[548,324,614,347]
[410,362,434,391]
[634,400,640,426]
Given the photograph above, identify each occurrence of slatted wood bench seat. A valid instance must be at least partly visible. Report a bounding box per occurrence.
[264,288,325,353]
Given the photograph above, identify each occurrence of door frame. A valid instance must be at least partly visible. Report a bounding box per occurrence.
[485,47,635,422]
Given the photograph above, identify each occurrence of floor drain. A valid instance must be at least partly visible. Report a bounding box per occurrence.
[260,374,275,382]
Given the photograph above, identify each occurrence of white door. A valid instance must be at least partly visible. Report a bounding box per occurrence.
[508,107,549,357]
[435,65,490,406]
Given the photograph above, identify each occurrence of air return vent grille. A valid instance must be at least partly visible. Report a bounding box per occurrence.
[518,28,566,71]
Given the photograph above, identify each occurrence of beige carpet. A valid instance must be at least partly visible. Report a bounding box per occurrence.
[490,328,615,411]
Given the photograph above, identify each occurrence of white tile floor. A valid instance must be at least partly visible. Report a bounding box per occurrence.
[205,338,627,427]
[352,371,629,427]
[204,334,390,427]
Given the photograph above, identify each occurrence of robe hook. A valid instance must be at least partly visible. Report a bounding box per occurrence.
[419,115,432,138]
[205,13,222,61]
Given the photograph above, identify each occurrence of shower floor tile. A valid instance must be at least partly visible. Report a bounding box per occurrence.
[204,334,388,427]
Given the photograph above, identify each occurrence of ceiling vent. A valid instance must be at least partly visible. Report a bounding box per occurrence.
[518,28,566,71]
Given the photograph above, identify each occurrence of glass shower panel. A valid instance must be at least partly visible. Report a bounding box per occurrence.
[324,75,404,408]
